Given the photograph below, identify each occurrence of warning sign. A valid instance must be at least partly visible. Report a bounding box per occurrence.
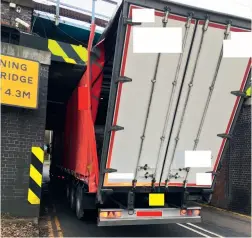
[0,55,40,109]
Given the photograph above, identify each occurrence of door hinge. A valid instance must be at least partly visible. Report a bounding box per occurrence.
[115,76,133,84]
[109,125,124,132]
[205,171,217,176]
[123,17,142,26]
[217,133,232,139]
[103,168,117,173]
[231,90,247,98]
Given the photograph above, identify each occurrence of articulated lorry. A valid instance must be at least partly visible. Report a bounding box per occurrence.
[50,0,251,227]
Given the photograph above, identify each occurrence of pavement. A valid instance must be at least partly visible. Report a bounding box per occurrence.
[40,165,251,237]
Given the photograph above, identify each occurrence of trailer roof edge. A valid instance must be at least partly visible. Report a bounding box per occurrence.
[124,0,251,30]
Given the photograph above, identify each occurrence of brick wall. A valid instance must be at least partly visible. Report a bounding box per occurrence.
[211,103,251,215]
[1,65,49,217]
[1,1,33,32]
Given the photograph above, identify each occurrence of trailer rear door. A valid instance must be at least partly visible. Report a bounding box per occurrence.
[101,3,251,189]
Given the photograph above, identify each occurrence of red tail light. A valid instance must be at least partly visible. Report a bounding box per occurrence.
[180,209,201,216]
[187,209,193,216]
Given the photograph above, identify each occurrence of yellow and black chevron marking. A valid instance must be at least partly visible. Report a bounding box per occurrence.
[48,39,88,65]
[28,147,44,205]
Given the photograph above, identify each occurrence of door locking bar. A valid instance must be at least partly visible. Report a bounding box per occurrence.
[165,16,210,189]
[132,7,170,188]
[152,13,194,188]
[182,20,232,190]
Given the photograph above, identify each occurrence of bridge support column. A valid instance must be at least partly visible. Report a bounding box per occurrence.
[1,42,51,217]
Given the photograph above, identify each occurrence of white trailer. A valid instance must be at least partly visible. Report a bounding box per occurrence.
[53,0,251,227]
[94,0,251,226]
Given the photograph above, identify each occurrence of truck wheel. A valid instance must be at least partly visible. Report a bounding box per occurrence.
[66,183,71,202]
[70,185,76,211]
[75,185,85,220]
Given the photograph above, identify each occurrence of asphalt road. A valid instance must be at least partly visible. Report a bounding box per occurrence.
[41,165,251,237]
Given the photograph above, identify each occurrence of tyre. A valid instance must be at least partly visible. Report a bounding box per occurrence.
[70,184,76,211]
[75,185,85,220]
[66,183,71,202]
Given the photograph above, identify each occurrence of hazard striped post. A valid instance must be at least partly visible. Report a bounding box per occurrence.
[28,147,44,205]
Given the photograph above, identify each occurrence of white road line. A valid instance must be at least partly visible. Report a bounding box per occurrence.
[176,223,211,237]
[187,223,224,238]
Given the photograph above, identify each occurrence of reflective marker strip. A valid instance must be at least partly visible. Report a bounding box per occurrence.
[136,211,162,217]
[28,147,44,205]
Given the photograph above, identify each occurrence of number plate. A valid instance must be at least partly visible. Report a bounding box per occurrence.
[149,193,164,206]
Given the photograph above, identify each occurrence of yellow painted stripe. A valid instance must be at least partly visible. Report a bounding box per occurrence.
[71,44,88,62]
[54,216,63,237]
[32,147,44,163]
[30,164,42,187]
[47,217,54,238]
[28,188,40,205]
[48,39,76,64]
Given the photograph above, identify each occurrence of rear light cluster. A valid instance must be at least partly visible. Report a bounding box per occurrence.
[100,211,122,219]
[180,209,200,216]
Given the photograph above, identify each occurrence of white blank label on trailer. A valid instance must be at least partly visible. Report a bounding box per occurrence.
[223,32,252,58]
[184,151,212,168]
[196,173,212,185]
[108,173,134,180]
[133,27,182,53]
[132,8,155,22]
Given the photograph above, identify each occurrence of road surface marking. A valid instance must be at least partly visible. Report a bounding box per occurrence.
[176,223,211,237]
[54,216,64,237]
[187,223,224,237]
[47,216,54,237]
[196,203,251,219]
[52,203,64,237]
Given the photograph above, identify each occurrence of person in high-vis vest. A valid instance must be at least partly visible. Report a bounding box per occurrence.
[246,86,251,97]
